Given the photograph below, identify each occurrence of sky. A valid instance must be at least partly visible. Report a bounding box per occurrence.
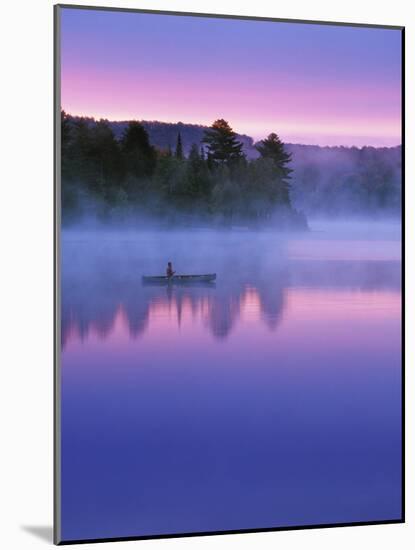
[60,7,402,147]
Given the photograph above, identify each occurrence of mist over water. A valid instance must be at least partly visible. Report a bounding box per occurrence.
[62,218,400,340]
[61,218,402,540]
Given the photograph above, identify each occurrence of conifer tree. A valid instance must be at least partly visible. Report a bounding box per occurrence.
[61,110,72,151]
[256,133,292,180]
[120,121,156,177]
[202,119,245,165]
[175,132,183,159]
[256,132,293,204]
[89,120,121,189]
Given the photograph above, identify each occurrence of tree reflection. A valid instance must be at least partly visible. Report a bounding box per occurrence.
[62,275,287,348]
[61,258,400,349]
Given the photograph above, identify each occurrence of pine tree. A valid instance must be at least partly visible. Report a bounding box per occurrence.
[61,110,72,151]
[89,119,121,190]
[120,121,156,177]
[61,110,73,180]
[202,119,245,165]
[69,118,95,184]
[185,143,211,199]
[256,133,293,204]
[256,133,292,180]
[175,132,183,159]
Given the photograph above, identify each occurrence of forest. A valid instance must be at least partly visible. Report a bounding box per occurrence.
[61,111,401,227]
[60,112,307,228]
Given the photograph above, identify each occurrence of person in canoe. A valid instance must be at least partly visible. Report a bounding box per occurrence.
[166,261,175,278]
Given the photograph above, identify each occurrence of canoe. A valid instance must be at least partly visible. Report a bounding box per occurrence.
[142,273,216,284]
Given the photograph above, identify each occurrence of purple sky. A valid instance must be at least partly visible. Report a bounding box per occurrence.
[60,7,402,147]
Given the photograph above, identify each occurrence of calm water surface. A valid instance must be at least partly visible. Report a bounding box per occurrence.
[60,220,402,541]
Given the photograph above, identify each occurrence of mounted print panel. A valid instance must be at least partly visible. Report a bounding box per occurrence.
[54,5,404,544]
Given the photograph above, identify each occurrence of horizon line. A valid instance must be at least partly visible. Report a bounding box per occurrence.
[62,109,402,150]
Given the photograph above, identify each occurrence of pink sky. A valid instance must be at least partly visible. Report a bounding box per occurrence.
[61,9,402,147]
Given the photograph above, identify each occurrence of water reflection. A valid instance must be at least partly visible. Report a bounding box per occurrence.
[62,279,285,347]
[62,258,400,348]
[60,228,402,540]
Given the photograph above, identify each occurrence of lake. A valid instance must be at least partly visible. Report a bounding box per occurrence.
[60,220,402,541]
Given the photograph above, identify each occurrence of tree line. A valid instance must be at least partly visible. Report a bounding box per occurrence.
[61,111,307,228]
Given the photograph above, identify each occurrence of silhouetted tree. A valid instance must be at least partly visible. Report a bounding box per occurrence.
[175,132,183,159]
[61,110,73,181]
[203,119,245,165]
[184,143,212,200]
[61,110,72,151]
[59,113,315,228]
[256,133,292,177]
[121,122,156,178]
[89,120,121,193]
[256,133,293,205]
[67,118,96,185]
